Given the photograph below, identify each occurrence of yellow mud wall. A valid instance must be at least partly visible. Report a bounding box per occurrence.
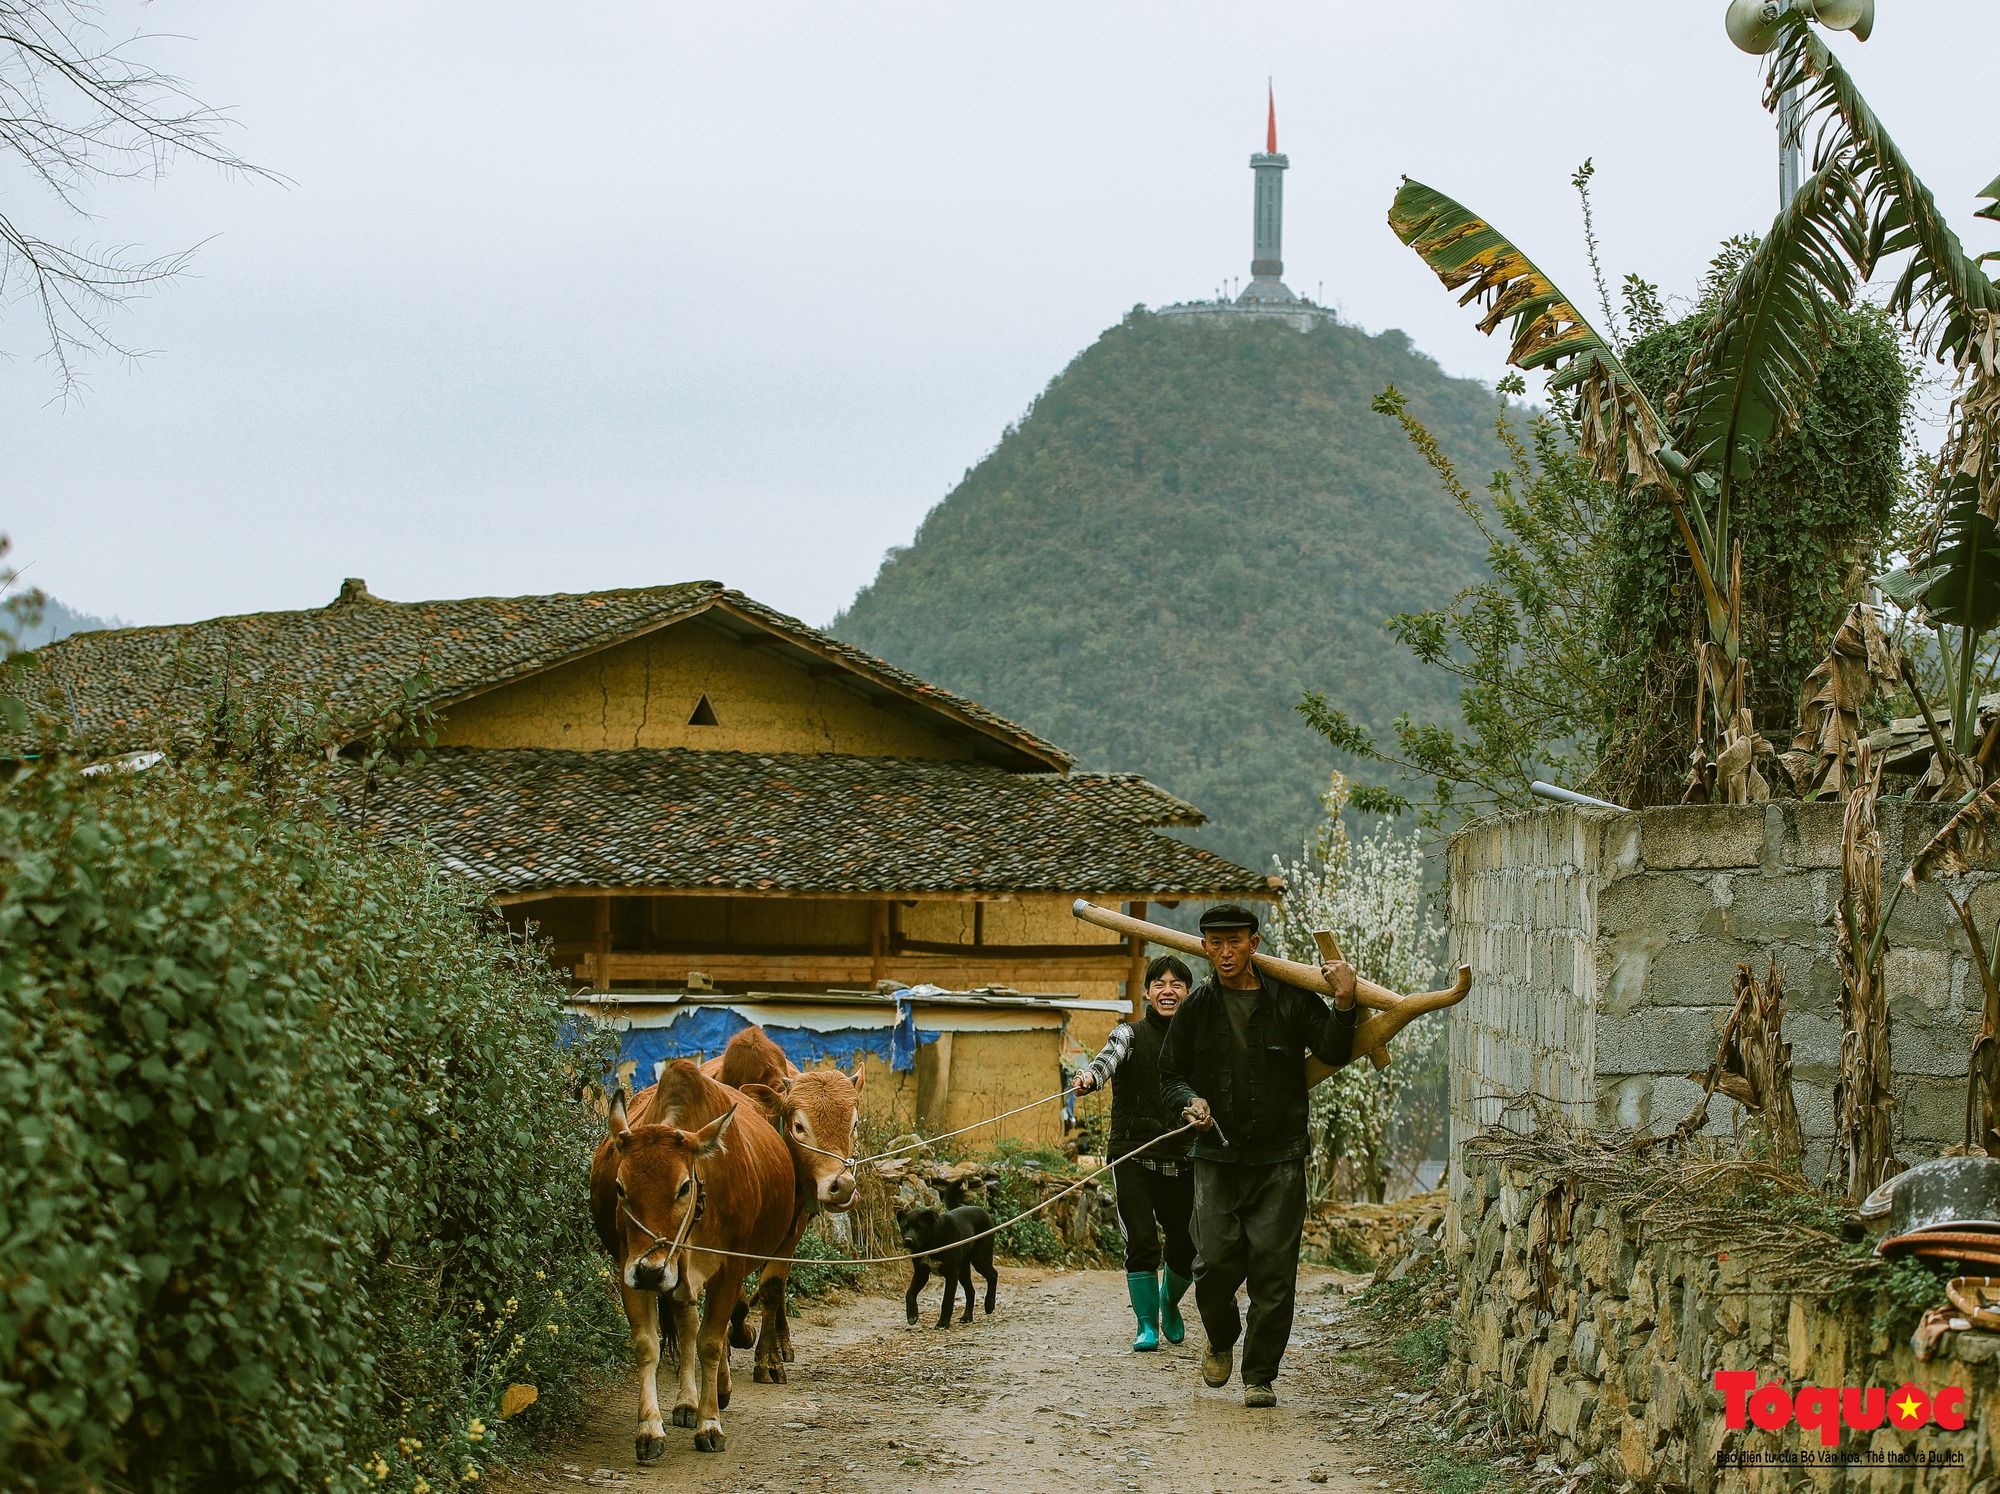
[796,1036,1062,1150]
[935,1029,1065,1149]
[435,615,976,759]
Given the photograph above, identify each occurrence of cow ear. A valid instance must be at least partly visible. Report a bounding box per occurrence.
[849,1061,866,1094]
[608,1086,632,1141]
[740,1083,783,1118]
[692,1103,738,1157]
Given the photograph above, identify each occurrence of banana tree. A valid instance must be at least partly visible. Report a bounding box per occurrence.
[1385,12,1999,794]
[1877,478,2000,782]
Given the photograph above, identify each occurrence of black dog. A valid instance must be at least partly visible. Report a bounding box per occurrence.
[897,1205,999,1328]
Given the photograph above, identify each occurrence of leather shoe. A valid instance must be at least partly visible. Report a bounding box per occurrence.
[1201,1346,1232,1388]
[1243,1383,1276,1408]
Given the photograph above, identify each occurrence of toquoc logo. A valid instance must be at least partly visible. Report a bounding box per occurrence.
[1716,1372,1967,1447]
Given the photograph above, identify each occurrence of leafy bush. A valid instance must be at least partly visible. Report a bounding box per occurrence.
[996,1216,1065,1265]
[783,1226,867,1300]
[0,763,623,1491]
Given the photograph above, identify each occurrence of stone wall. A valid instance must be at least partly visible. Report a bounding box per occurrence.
[1449,802,2000,1181]
[1444,1149,2000,1492]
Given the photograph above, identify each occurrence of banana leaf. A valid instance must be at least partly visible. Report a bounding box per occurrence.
[1773,20,2000,366]
[1668,158,1866,487]
[1917,481,2000,634]
[1388,178,1677,493]
[1388,176,1725,643]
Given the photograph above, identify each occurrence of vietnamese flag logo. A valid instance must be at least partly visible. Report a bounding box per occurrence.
[1889,1385,1931,1431]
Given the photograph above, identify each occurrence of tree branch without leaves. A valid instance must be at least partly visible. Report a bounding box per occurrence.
[0,1,269,392]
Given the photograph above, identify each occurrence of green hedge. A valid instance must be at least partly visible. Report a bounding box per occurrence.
[0,763,624,1491]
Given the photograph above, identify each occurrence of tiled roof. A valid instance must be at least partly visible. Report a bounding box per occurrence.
[26,580,1070,769]
[356,747,1271,898]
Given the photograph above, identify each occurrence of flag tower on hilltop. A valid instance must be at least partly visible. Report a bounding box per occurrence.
[1157,85,1331,329]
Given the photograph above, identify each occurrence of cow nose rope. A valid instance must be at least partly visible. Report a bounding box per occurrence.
[622,1170,705,1276]
[653,1119,1197,1271]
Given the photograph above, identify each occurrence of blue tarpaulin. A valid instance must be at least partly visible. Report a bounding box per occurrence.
[890,997,920,1072]
[608,1003,938,1089]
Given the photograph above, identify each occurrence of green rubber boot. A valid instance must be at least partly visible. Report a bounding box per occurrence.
[1160,1266,1192,1345]
[1126,1271,1161,1352]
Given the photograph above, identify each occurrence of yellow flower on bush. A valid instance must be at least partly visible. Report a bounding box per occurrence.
[547,1322,560,1335]
[413,1481,430,1494]
[533,1270,546,1280]
[467,1419,486,1443]
[462,1463,480,1482]
[504,1298,518,1314]
[371,1457,390,1482]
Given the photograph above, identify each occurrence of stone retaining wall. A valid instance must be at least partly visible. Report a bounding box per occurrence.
[1443,1149,2000,1492]
[1448,803,2000,1182]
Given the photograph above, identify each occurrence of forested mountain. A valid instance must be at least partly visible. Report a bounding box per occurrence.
[833,306,1510,870]
[18,595,125,649]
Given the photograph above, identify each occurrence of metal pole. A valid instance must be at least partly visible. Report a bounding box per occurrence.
[1529,780,1629,814]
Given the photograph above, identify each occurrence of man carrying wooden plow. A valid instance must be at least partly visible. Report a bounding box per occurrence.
[1157,903,1358,1409]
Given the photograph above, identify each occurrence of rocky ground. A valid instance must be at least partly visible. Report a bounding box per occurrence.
[487,1260,1524,1494]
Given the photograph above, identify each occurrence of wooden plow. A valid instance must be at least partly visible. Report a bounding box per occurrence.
[1070,900,1472,1079]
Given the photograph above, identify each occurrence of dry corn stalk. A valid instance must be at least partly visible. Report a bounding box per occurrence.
[1790,602,1901,801]
[1680,959,1803,1171]
[1831,741,1894,1202]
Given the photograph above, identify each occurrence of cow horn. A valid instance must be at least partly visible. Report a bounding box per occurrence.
[608,1086,632,1140]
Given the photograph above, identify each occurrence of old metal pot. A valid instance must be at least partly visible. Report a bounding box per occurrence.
[1873,1157,2000,1252]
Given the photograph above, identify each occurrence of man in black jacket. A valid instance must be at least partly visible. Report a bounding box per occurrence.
[1158,903,1357,1408]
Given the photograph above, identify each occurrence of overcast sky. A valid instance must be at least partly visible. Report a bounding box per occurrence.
[5,1,1995,630]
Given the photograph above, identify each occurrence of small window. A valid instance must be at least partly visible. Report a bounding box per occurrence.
[688,694,719,727]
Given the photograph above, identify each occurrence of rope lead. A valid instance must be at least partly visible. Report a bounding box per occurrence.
[667,1121,1199,1270]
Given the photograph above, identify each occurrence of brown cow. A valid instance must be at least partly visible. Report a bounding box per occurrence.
[591,1061,794,1461]
[706,1026,866,1382]
[702,1023,798,1088]
[736,1065,864,1379]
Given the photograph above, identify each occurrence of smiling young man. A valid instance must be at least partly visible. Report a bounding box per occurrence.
[1157,903,1357,1408]
[1074,954,1198,1352]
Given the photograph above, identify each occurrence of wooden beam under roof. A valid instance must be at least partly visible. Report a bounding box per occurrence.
[576,948,1132,989]
[493,885,1279,906]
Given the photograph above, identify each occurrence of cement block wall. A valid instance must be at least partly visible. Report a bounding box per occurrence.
[1448,802,2000,1180]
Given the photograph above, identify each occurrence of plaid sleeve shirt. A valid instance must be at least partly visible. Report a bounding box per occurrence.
[1083,1020,1137,1089]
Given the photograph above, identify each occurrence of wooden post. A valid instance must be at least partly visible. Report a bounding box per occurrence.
[870,900,888,985]
[916,1031,954,1134]
[594,894,612,992]
[1125,900,1149,1011]
[973,900,985,947]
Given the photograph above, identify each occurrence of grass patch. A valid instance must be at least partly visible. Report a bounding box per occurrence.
[1415,1440,1505,1494]
[1359,1252,1445,1324]
[1393,1318,1452,1384]
[1309,1234,1377,1274]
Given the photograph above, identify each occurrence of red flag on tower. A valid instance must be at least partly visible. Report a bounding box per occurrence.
[1266,83,1277,154]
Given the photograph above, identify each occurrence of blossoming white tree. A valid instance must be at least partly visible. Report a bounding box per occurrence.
[1265,774,1446,1203]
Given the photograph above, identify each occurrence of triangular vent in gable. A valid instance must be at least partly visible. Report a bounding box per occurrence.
[688,694,719,726]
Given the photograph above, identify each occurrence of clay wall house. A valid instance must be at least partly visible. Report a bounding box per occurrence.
[32,578,1272,1136]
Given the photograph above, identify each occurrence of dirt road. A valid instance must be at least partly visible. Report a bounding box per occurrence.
[494,1265,1476,1494]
